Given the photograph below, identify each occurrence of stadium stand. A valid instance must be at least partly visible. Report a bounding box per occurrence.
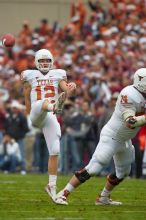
[0,0,146,177]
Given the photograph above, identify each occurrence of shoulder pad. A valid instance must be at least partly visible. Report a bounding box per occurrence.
[119,86,135,104]
[51,69,67,80]
[21,70,36,82]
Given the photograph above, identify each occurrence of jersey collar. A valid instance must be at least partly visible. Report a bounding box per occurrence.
[133,86,146,99]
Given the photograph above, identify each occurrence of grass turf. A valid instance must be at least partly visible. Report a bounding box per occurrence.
[0,173,146,220]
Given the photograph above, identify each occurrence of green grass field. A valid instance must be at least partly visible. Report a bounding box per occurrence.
[0,173,146,220]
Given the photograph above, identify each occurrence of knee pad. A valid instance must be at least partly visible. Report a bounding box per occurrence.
[115,164,131,179]
[48,138,60,155]
[85,160,103,175]
[75,168,91,183]
[107,173,124,186]
[96,150,113,166]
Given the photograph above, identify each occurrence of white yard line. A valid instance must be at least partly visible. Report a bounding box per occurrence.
[1,210,145,213]
[22,212,146,220]
[25,218,56,220]
[0,198,42,202]
[0,189,41,191]
[56,210,146,213]
[0,181,16,184]
[24,218,96,220]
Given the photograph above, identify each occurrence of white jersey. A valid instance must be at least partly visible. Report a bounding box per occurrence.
[102,85,146,141]
[21,69,67,105]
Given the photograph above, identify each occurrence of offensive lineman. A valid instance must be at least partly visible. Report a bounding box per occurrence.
[21,49,76,204]
[56,68,146,205]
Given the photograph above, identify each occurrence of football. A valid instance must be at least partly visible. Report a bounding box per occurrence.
[2,33,15,47]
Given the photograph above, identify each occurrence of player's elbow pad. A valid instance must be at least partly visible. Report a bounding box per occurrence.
[126,115,146,128]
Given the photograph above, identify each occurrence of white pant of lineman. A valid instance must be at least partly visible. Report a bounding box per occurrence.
[85,133,135,179]
[30,100,61,155]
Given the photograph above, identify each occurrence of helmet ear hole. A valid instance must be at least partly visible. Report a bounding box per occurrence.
[35,49,54,72]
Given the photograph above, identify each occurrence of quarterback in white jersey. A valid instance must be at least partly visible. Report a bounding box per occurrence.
[21,49,76,203]
[55,68,146,205]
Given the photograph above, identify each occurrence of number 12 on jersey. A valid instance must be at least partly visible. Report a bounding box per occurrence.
[36,85,55,100]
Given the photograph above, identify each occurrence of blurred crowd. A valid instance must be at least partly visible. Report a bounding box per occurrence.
[0,0,146,177]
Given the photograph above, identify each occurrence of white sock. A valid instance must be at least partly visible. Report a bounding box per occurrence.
[101,187,111,197]
[64,183,75,193]
[49,175,57,187]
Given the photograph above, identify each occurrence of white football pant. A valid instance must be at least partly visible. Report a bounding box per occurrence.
[85,133,135,179]
[30,100,61,155]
